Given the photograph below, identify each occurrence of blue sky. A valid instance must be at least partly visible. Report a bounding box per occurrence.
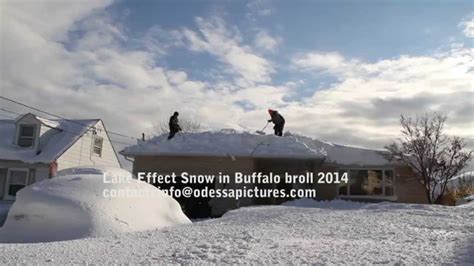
[100,0,474,99]
[109,0,472,65]
[1,0,473,169]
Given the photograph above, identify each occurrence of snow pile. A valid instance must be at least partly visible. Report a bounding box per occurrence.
[121,130,326,158]
[0,166,190,243]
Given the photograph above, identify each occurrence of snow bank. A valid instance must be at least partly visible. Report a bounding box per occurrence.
[0,166,190,243]
[121,130,325,158]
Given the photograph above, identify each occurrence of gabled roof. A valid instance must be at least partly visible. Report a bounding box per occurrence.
[120,130,326,159]
[0,113,99,164]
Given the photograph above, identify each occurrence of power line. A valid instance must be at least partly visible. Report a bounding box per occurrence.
[0,95,138,140]
[0,108,136,146]
[0,108,135,146]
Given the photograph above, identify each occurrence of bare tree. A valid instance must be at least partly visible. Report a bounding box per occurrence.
[385,113,472,204]
[152,118,203,136]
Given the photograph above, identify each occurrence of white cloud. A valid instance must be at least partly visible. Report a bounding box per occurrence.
[287,47,474,152]
[254,30,281,52]
[292,52,358,76]
[141,26,184,57]
[246,0,273,18]
[0,2,282,144]
[178,17,274,85]
[1,1,473,171]
[1,0,113,41]
[459,16,474,38]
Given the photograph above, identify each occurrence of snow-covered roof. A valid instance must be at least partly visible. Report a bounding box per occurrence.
[120,130,326,159]
[292,134,390,166]
[121,130,391,166]
[0,114,99,164]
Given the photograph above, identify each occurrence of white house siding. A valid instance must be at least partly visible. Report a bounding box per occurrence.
[56,121,121,171]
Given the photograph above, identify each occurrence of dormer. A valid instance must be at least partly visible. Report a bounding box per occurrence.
[14,113,41,151]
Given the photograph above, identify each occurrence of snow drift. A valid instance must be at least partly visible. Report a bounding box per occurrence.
[0,166,191,243]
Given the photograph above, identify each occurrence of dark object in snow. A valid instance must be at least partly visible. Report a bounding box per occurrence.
[168,111,182,140]
[267,109,285,136]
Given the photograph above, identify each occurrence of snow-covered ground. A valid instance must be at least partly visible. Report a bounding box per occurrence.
[0,199,472,264]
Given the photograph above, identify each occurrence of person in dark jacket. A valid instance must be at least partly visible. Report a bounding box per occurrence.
[168,111,182,140]
[267,109,285,136]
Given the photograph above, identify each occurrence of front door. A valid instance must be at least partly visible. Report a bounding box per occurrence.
[5,169,29,200]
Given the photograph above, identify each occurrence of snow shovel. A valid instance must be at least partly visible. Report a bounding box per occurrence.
[255,122,269,135]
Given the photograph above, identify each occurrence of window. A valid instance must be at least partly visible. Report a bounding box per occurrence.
[17,125,36,147]
[6,169,29,199]
[93,135,103,157]
[338,169,395,197]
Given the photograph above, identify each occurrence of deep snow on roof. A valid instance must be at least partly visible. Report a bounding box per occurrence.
[121,130,326,159]
[121,130,390,166]
[0,117,99,163]
[292,134,390,166]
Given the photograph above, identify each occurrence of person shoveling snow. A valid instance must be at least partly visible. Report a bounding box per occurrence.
[267,109,285,136]
[168,111,182,140]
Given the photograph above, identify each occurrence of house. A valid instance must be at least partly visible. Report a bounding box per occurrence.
[0,113,121,202]
[120,130,427,218]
